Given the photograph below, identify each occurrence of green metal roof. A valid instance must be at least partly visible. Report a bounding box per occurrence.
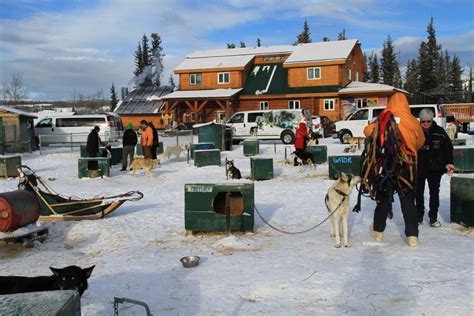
[241,63,341,96]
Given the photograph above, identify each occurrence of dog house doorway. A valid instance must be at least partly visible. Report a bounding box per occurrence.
[213,192,244,216]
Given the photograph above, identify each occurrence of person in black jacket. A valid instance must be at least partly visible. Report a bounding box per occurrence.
[87,126,101,170]
[149,122,159,160]
[121,123,138,171]
[416,109,454,227]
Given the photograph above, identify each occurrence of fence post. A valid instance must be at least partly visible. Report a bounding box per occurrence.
[39,136,43,155]
[70,133,73,151]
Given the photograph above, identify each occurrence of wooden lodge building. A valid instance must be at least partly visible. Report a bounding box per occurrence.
[162,39,403,124]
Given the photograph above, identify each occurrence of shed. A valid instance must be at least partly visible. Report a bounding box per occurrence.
[114,86,174,129]
[0,105,37,154]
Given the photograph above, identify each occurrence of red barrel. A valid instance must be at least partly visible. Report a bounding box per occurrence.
[0,190,40,232]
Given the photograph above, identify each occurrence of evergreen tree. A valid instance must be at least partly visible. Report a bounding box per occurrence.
[449,54,464,102]
[133,42,143,77]
[368,52,380,83]
[362,53,370,82]
[294,19,311,44]
[256,38,261,47]
[168,74,176,89]
[418,17,441,96]
[380,35,400,86]
[323,37,330,42]
[140,34,153,86]
[150,33,164,87]
[337,28,346,40]
[110,83,118,111]
[404,59,419,95]
[240,41,246,48]
[227,43,236,49]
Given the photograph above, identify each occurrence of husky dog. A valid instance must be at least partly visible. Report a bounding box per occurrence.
[130,157,160,177]
[326,172,361,248]
[0,265,95,296]
[163,144,188,161]
[292,151,315,171]
[307,132,319,146]
[343,143,358,153]
[225,159,242,179]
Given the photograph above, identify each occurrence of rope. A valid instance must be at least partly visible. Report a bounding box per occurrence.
[254,194,346,235]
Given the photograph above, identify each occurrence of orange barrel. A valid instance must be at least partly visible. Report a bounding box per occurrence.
[0,190,40,232]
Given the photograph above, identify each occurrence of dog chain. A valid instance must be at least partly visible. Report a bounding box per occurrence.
[254,195,346,235]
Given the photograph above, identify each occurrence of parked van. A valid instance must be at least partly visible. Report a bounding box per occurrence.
[336,104,445,143]
[227,109,312,144]
[35,114,123,144]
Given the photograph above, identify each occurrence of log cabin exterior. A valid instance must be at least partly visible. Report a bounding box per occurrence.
[163,39,400,123]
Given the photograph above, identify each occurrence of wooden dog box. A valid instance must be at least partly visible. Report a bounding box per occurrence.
[190,142,215,159]
[0,290,81,315]
[450,176,474,227]
[78,157,110,178]
[0,155,21,179]
[305,145,327,164]
[250,157,273,180]
[453,147,474,173]
[328,155,361,179]
[194,149,221,167]
[184,183,254,233]
[243,140,259,156]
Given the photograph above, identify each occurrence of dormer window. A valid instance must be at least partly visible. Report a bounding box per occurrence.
[307,67,321,80]
[218,72,230,84]
[189,73,202,85]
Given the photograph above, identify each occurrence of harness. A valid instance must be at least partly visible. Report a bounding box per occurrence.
[353,110,415,217]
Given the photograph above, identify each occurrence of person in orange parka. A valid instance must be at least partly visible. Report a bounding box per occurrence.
[363,92,425,247]
[140,119,154,159]
[294,121,309,165]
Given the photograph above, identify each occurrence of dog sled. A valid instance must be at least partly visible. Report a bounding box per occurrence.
[18,165,143,221]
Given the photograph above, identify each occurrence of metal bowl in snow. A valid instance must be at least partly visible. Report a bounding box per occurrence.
[180,255,200,268]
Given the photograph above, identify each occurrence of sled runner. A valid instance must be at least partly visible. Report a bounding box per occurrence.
[17,165,143,221]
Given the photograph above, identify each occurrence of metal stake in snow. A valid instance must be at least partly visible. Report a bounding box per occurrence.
[225,192,231,236]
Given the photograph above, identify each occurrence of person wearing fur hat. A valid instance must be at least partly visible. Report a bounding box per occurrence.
[121,123,137,171]
[416,108,454,227]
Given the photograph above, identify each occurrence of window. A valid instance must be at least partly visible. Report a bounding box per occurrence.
[373,109,384,117]
[356,99,368,109]
[248,112,264,123]
[355,71,359,81]
[307,67,321,80]
[218,72,230,84]
[56,117,105,127]
[229,113,244,124]
[349,109,368,120]
[288,100,300,109]
[324,99,335,111]
[190,112,196,122]
[347,67,352,80]
[189,73,202,85]
[260,101,269,110]
[36,118,52,128]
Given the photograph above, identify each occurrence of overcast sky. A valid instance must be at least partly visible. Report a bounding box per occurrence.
[0,0,473,100]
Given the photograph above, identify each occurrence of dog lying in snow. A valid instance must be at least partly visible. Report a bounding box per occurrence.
[225,158,242,179]
[163,144,188,161]
[0,265,95,296]
[129,157,160,177]
[326,172,361,248]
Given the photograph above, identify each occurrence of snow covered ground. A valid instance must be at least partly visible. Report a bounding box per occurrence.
[0,136,473,315]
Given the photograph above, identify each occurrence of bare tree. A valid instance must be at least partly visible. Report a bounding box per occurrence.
[1,73,29,104]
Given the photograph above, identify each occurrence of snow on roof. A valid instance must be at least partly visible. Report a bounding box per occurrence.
[163,88,242,99]
[284,39,358,64]
[175,55,254,71]
[338,81,409,94]
[0,105,37,118]
[187,45,294,59]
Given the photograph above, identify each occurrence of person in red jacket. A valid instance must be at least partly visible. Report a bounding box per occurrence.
[294,121,308,165]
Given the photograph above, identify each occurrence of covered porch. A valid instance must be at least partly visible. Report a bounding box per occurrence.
[161,88,242,125]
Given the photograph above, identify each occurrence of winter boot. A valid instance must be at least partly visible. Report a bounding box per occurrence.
[369,224,383,241]
[406,236,419,247]
[430,220,441,227]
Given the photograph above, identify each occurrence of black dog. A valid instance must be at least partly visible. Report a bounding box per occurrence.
[0,265,95,296]
[293,151,315,166]
[225,159,242,179]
